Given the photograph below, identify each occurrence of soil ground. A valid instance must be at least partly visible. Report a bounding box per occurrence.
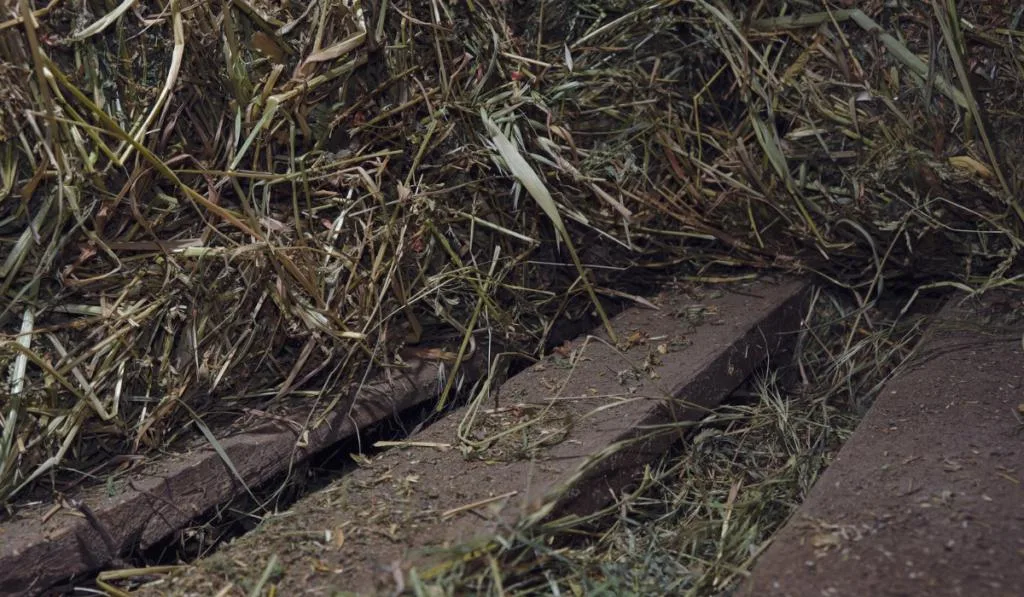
[741,292,1024,597]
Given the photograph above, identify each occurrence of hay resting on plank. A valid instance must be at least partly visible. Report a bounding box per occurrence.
[0,0,1021,528]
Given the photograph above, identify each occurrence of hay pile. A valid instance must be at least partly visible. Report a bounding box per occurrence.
[1,0,1021,517]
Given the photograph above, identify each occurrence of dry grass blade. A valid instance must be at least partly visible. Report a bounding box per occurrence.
[0,309,34,498]
[482,110,617,343]
[931,0,1017,210]
[72,0,137,40]
[187,405,260,506]
[247,554,280,597]
[117,0,186,164]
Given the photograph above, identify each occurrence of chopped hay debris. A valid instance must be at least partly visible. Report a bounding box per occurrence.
[1,0,1022,591]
